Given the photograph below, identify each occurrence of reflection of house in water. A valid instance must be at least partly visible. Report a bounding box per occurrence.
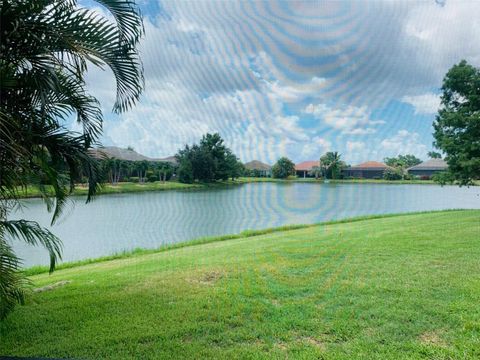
[295,161,320,178]
[407,159,448,179]
[343,161,391,179]
[244,160,272,177]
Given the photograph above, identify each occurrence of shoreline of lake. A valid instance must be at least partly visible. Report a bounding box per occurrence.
[21,209,471,276]
[13,182,480,268]
[5,210,480,359]
[16,176,457,200]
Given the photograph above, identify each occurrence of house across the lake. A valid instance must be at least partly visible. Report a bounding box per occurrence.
[244,160,272,177]
[90,146,177,164]
[295,161,320,178]
[407,159,448,178]
[155,155,177,165]
[90,146,153,161]
[343,161,391,179]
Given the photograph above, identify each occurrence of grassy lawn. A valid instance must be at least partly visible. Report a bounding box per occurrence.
[1,210,480,359]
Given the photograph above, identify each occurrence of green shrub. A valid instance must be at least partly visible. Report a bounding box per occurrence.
[432,171,455,184]
[147,175,158,182]
[383,168,403,180]
[272,157,295,179]
[178,159,194,184]
[130,176,140,183]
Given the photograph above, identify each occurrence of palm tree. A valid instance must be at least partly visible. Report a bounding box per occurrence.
[0,0,144,319]
[320,152,344,180]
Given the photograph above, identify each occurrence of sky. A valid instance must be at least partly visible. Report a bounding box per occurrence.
[80,0,480,164]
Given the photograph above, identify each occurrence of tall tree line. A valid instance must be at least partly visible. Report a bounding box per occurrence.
[99,159,174,184]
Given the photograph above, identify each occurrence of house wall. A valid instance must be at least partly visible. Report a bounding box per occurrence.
[295,170,315,178]
[408,169,443,178]
[248,169,271,177]
[343,169,385,179]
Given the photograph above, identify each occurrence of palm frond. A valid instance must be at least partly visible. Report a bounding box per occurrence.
[0,220,62,273]
[0,0,143,319]
[93,0,144,43]
[0,239,28,321]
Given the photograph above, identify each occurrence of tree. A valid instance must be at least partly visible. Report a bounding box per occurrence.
[272,157,295,179]
[428,151,442,159]
[176,144,213,183]
[155,162,174,183]
[175,133,241,183]
[225,150,243,181]
[177,157,194,184]
[309,166,322,179]
[191,144,215,181]
[199,133,229,181]
[135,160,150,183]
[100,158,131,184]
[383,167,403,181]
[320,152,346,180]
[384,155,421,169]
[0,0,143,319]
[433,60,480,185]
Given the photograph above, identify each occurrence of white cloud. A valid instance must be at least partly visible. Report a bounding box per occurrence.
[401,93,441,114]
[346,141,366,152]
[83,17,334,162]
[342,132,429,164]
[300,137,332,159]
[403,1,480,80]
[250,51,328,103]
[80,0,479,163]
[305,103,384,135]
[379,130,428,158]
[266,77,327,103]
[343,141,370,164]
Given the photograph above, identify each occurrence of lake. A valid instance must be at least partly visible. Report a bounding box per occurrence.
[11,182,480,267]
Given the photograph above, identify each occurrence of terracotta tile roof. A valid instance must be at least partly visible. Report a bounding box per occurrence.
[350,161,389,169]
[295,160,320,171]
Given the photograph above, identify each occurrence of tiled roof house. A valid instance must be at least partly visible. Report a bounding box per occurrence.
[295,160,320,178]
[343,161,392,179]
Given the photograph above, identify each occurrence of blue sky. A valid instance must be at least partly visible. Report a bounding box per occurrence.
[82,0,480,164]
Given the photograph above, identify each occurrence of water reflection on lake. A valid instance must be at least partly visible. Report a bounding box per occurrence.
[11,182,480,267]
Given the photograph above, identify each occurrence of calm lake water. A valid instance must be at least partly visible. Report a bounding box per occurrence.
[11,182,480,267]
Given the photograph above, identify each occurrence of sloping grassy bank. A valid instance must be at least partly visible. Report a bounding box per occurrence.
[2,210,480,359]
[22,210,465,277]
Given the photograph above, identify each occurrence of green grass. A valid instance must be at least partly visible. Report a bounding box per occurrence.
[21,211,449,277]
[2,210,480,359]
